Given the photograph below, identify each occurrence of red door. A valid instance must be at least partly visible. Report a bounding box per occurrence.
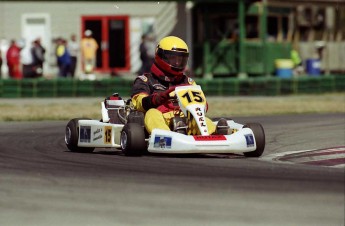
[81,16,130,73]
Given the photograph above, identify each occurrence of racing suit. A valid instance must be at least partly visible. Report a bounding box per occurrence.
[131,63,216,134]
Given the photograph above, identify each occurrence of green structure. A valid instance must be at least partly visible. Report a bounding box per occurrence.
[191,0,292,78]
[190,0,344,78]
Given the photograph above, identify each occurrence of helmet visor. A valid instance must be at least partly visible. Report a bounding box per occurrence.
[158,49,189,70]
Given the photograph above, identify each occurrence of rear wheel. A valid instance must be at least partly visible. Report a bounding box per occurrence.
[65,118,95,153]
[120,123,146,156]
[243,123,265,157]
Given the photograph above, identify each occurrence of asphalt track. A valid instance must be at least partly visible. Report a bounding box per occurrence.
[0,113,344,226]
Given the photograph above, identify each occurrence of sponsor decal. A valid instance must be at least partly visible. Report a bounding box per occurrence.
[193,135,226,141]
[153,84,166,91]
[93,128,103,142]
[104,126,112,144]
[154,136,172,149]
[195,107,206,127]
[80,126,91,143]
[244,134,254,147]
[93,128,102,136]
[138,75,148,82]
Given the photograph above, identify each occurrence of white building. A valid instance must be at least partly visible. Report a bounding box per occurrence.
[0,1,189,78]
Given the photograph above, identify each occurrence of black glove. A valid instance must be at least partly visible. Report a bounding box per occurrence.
[142,86,175,110]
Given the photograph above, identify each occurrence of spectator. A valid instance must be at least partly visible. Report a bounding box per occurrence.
[146,34,156,61]
[56,39,71,77]
[0,49,2,78]
[54,37,62,73]
[291,48,304,75]
[55,38,64,76]
[6,39,22,79]
[81,30,98,74]
[31,38,46,77]
[68,34,79,77]
[21,41,35,78]
[138,34,154,75]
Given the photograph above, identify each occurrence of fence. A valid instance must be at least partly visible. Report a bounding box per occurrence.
[0,76,344,98]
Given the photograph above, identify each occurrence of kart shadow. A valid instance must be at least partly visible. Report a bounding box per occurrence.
[66,149,245,159]
[148,153,245,159]
[63,150,122,156]
[91,150,245,159]
[92,149,123,156]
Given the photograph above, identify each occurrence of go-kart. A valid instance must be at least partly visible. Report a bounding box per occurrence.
[65,85,265,157]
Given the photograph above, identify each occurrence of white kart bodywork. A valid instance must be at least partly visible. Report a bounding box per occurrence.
[76,119,256,154]
[148,121,256,154]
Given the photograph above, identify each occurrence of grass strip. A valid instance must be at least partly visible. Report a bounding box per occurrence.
[0,93,344,121]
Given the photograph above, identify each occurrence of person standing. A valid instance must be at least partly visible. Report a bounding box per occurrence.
[138,34,150,75]
[81,30,98,74]
[31,38,46,77]
[0,49,2,78]
[54,37,63,76]
[138,34,155,75]
[56,39,71,77]
[6,39,22,79]
[68,34,79,77]
[21,41,35,78]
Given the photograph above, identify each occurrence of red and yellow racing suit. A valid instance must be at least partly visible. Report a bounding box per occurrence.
[131,64,216,134]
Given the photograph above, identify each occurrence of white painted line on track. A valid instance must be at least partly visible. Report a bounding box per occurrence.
[261,146,345,168]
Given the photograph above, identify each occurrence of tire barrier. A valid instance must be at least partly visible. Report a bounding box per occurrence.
[0,76,344,98]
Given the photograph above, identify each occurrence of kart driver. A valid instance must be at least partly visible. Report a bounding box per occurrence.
[131,36,229,135]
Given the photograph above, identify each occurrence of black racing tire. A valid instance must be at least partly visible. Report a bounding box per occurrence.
[65,118,95,153]
[120,123,146,156]
[243,123,265,157]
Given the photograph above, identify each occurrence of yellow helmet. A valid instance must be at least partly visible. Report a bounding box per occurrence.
[155,36,189,79]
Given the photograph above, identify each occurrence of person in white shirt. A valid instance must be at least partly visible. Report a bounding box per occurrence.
[68,34,79,77]
[20,42,35,78]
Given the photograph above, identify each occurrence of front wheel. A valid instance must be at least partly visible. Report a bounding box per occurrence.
[120,123,146,156]
[65,118,95,153]
[243,123,265,157]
